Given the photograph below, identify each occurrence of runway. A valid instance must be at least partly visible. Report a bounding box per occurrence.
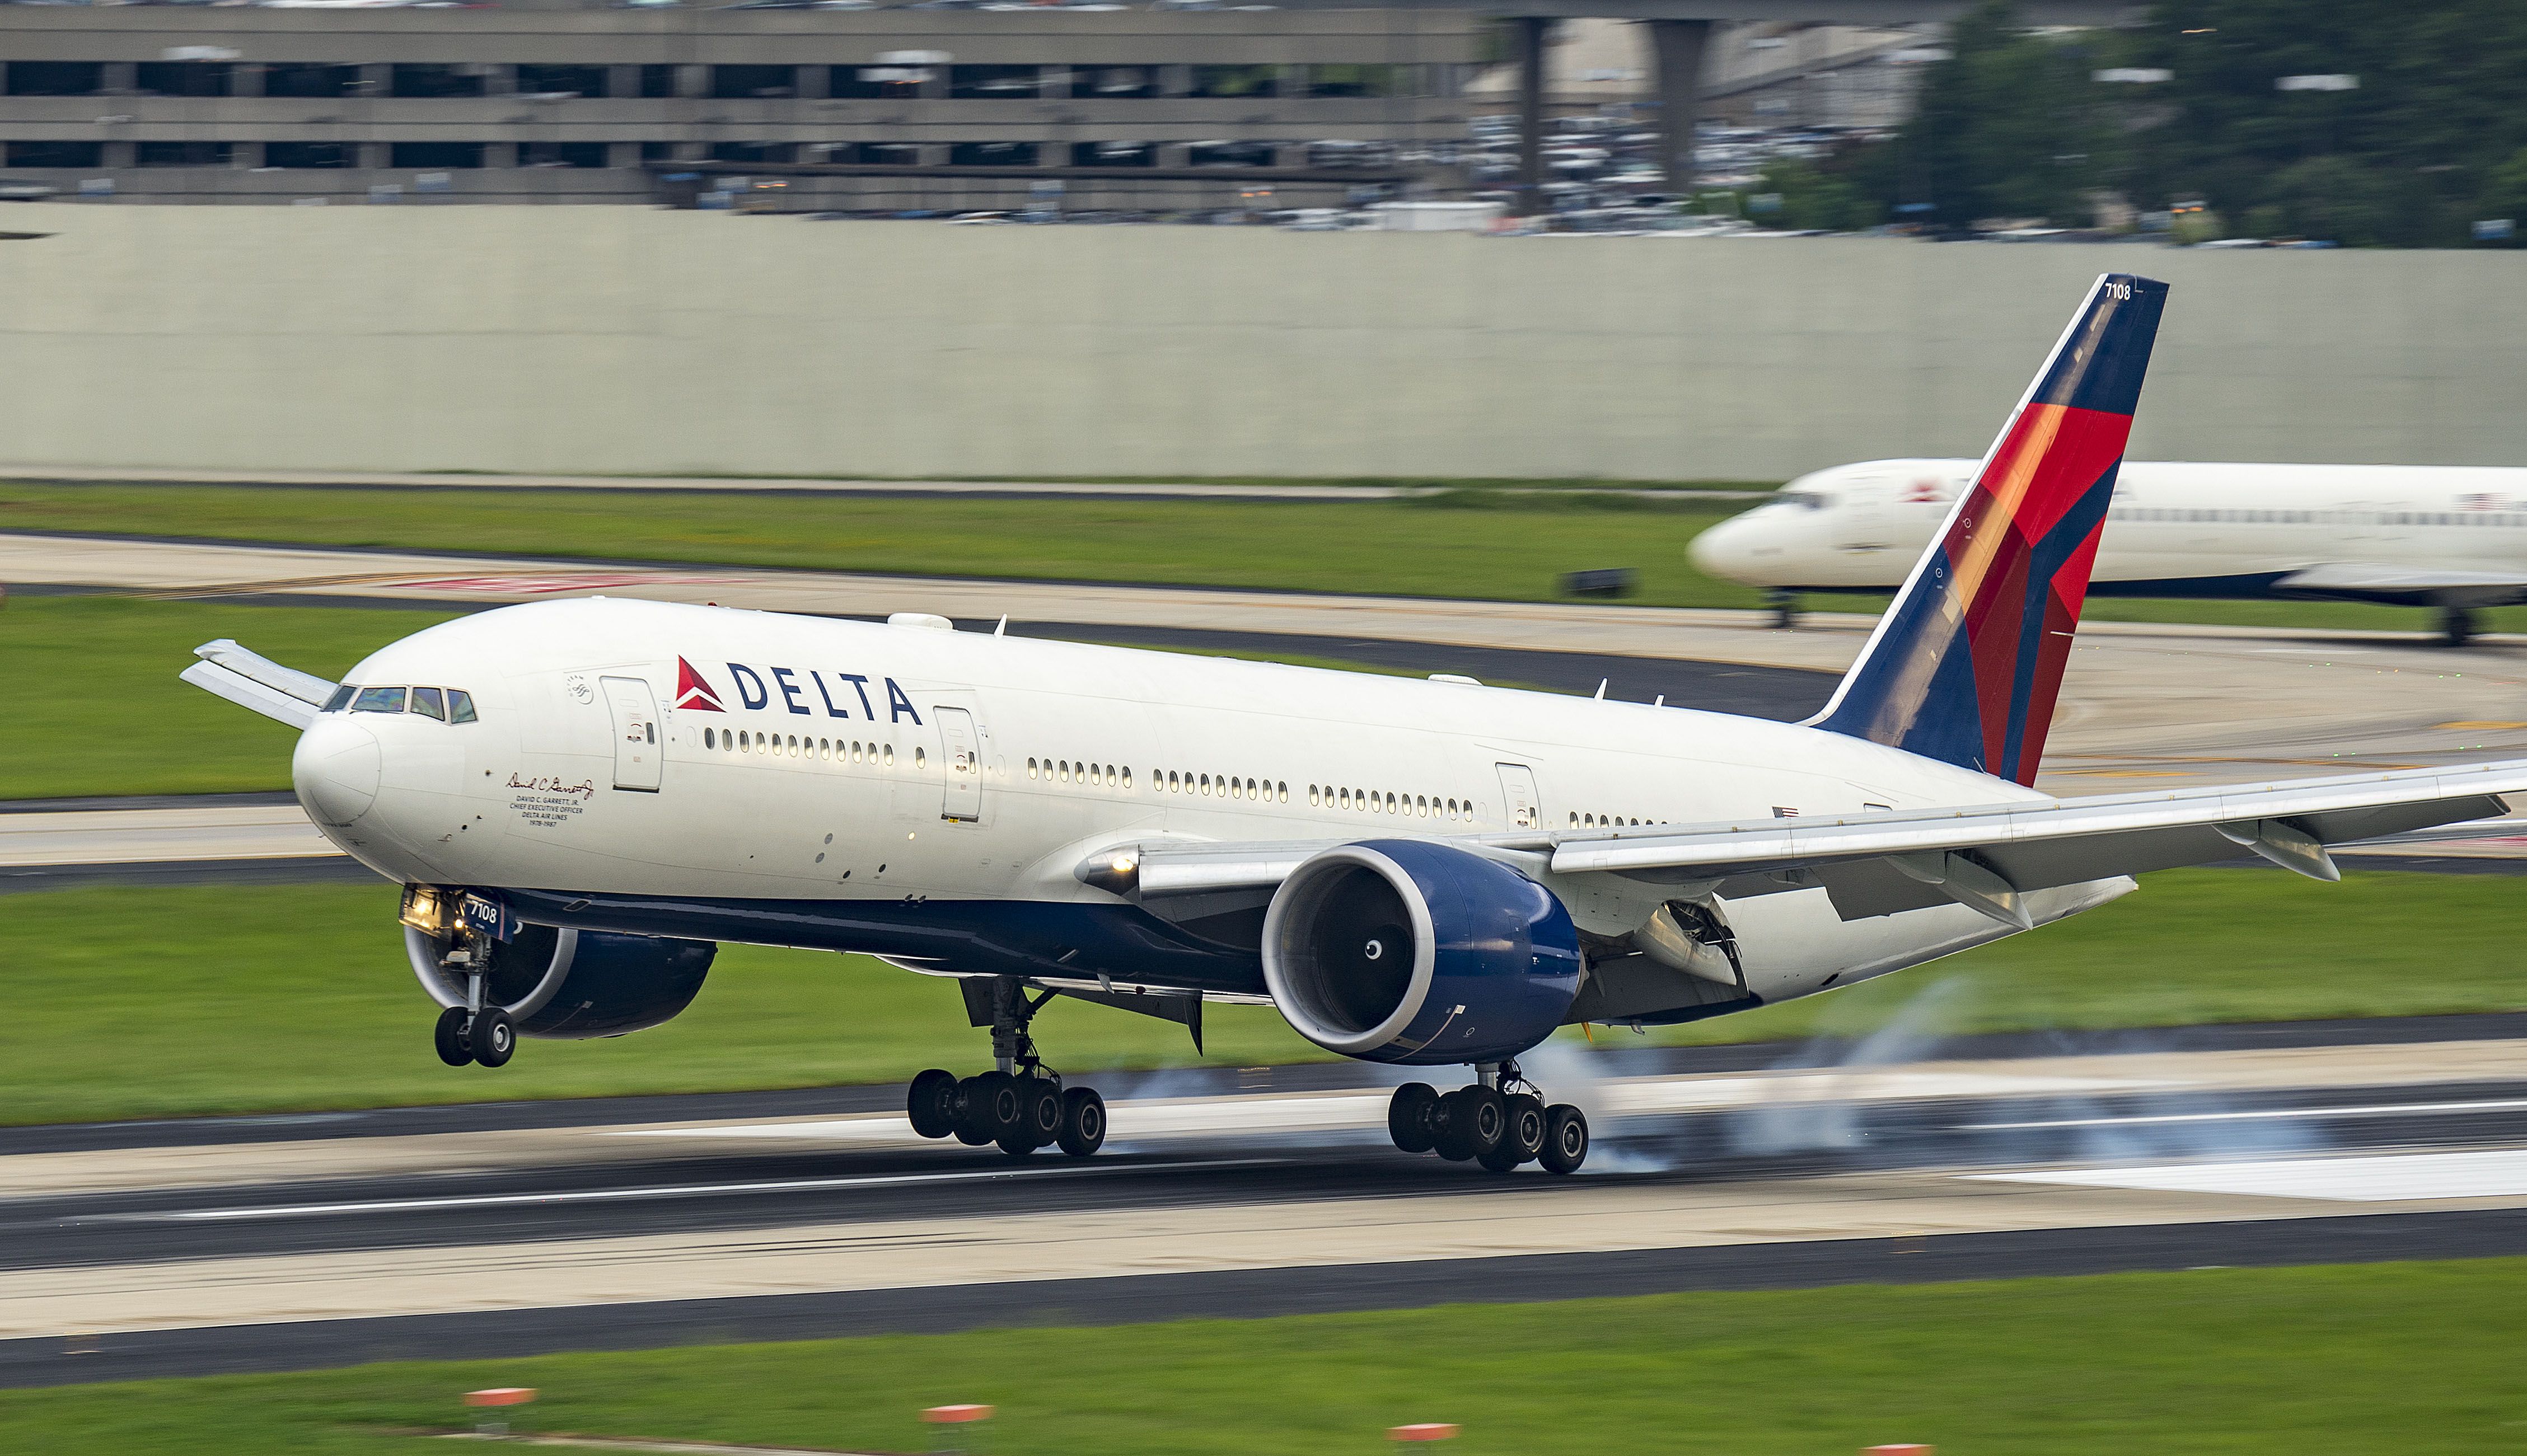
[11,1024,2527,1388]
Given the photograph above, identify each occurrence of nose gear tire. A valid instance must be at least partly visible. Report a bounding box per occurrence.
[433,1007,471,1068]
[471,1009,516,1069]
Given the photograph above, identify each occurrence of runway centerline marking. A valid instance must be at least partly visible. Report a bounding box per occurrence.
[1969,1148,2527,1202]
[110,1158,1270,1223]
[1963,1097,2527,1130]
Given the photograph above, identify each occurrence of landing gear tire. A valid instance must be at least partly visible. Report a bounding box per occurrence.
[954,1070,1013,1146]
[1501,1093,1548,1167]
[1539,1103,1589,1176]
[1002,1079,1063,1156]
[2442,606,2480,648]
[1767,589,1800,631]
[471,1008,516,1069]
[1388,1083,1440,1155]
[433,1006,471,1068]
[1431,1088,1478,1161]
[907,1068,960,1140]
[1057,1085,1107,1158]
[1457,1087,1510,1168]
[1476,1090,1537,1173]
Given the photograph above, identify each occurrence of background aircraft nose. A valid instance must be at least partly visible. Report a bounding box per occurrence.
[293,718,381,827]
[1688,513,1754,580]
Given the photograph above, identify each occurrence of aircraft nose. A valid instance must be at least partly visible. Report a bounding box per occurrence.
[1688,514,1756,582]
[293,717,381,827]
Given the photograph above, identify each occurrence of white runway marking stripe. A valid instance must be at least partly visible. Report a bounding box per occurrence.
[1963,1097,2527,1130]
[119,1158,1265,1223]
[1971,1148,2527,1203]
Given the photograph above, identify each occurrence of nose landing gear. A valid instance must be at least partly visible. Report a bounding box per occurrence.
[1387,1060,1588,1174]
[429,941,516,1069]
[906,979,1108,1159]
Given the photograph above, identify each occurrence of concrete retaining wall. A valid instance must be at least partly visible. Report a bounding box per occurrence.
[2,207,2520,480]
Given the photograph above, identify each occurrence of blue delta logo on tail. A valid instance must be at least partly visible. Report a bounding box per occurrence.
[1810,273,2170,785]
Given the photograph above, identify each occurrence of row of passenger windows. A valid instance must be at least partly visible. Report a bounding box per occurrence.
[1572,812,1658,828]
[2112,507,2527,527]
[1309,784,1476,822]
[324,684,477,723]
[1031,757,1127,789]
[703,725,911,769]
[1163,771,1289,803]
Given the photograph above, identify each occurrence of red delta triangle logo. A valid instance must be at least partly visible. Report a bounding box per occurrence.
[674,657,727,712]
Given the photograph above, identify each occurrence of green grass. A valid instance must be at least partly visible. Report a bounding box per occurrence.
[10,868,2524,1127]
[7,1261,2525,1453]
[7,480,2518,635]
[1,594,463,800]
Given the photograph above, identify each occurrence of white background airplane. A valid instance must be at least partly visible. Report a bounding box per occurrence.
[181,274,2527,1177]
[1692,459,2527,644]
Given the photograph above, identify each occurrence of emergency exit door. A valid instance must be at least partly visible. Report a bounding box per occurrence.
[1496,762,1542,830]
[602,676,662,792]
[937,706,982,822]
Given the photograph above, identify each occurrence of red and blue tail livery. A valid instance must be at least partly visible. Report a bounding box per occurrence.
[1808,273,2169,785]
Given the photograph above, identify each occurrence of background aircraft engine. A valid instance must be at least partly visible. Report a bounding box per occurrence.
[405,923,716,1038]
[1261,839,1581,1065]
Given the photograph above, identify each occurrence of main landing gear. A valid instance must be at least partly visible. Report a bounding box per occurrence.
[1386,1060,1589,1174]
[906,981,1107,1159]
[429,940,515,1069]
[2441,605,2481,648]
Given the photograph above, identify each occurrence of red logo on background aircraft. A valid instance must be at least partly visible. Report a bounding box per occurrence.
[674,657,726,711]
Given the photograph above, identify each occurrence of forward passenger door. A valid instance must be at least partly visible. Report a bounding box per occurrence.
[601,675,663,792]
[936,706,983,822]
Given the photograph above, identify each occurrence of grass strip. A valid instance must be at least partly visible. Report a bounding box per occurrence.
[4,1260,2523,1453]
[7,868,2523,1126]
[4,480,2514,633]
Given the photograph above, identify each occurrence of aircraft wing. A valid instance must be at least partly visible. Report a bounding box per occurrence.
[1093,760,2527,931]
[179,638,338,729]
[2276,564,2527,607]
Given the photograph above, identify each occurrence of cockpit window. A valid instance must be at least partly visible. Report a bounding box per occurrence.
[1776,491,1827,511]
[351,686,408,714]
[322,683,355,713]
[448,690,477,724]
[410,687,447,722]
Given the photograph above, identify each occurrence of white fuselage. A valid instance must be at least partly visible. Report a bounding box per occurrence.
[1691,460,2527,597]
[295,597,2113,1012]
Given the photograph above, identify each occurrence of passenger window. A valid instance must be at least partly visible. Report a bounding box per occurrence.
[740,731,751,751]
[705,728,717,750]
[885,745,895,766]
[915,747,925,769]
[411,687,447,722]
[1122,767,1133,789]
[352,686,406,714]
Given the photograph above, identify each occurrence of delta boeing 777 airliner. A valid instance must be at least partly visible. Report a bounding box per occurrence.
[184,274,2527,1175]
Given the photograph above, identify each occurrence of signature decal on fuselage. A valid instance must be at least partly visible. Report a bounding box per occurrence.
[676,657,924,725]
[508,772,596,828]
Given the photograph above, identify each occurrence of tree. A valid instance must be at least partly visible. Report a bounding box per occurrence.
[1878,1,2126,228]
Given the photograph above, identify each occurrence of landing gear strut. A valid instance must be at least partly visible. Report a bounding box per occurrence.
[429,937,515,1069]
[1766,589,1801,631]
[2441,605,2481,648]
[907,979,1107,1159]
[1387,1060,1588,1174]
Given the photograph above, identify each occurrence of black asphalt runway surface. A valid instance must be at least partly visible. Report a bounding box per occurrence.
[11,1207,2522,1389]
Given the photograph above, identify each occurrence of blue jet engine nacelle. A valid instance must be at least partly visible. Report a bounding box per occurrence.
[1261,839,1582,1065]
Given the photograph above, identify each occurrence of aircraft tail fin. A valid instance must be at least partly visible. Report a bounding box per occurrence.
[1804,273,2169,785]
